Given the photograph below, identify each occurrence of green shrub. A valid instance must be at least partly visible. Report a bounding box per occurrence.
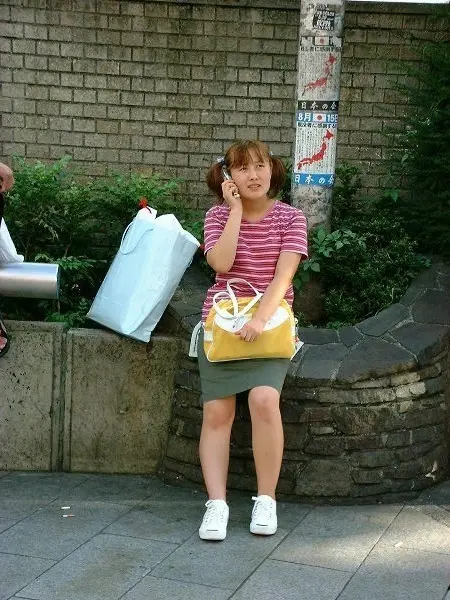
[293,226,365,290]
[2,157,202,326]
[3,158,429,329]
[319,164,429,326]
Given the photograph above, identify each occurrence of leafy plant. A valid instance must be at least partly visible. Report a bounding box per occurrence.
[2,158,429,329]
[293,226,366,290]
[318,164,429,326]
[2,157,201,326]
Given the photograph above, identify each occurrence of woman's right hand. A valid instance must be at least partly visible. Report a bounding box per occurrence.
[221,179,242,211]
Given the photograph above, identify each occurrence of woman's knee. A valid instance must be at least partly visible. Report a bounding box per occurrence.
[248,387,280,423]
[202,397,235,429]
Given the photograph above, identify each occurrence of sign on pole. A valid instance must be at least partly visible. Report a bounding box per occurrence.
[291,1,345,228]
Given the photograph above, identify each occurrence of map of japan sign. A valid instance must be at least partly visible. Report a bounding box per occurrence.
[294,100,339,186]
[295,37,341,186]
[297,36,342,101]
[294,107,338,187]
[294,2,344,188]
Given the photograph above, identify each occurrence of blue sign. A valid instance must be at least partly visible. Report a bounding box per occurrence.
[293,173,335,187]
[297,111,338,126]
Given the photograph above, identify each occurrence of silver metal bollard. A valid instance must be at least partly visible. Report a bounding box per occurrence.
[0,262,60,299]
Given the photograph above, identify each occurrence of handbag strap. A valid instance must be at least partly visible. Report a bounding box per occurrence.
[226,278,261,296]
[212,278,263,320]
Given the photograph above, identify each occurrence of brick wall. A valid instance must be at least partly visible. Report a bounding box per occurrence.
[338,4,447,197]
[0,1,447,206]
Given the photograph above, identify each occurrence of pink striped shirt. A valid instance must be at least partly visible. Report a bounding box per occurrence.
[202,200,308,322]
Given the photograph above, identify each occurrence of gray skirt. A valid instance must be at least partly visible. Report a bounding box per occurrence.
[197,328,291,403]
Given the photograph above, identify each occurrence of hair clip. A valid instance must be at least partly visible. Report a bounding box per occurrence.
[216,156,225,165]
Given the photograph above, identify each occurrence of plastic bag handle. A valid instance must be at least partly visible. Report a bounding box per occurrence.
[119,222,154,255]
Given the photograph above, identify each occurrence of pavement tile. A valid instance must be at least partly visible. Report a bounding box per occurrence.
[0,499,49,523]
[377,505,450,554]
[151,523,287,590]
[272,504,401,572]
[0,517,17,533]
[0,500,132,560]
[2,472,450,600]
[0,472,88,499]
[121,575,232,600]
[15,533,177,600]
[104,500,202,545]
[417,479,450,510]
[337,544,450,600]
[413,504,450,530]
[65,474,163,505]
[230,558,351,600]
[0,472,88,520]
[104,489,310,545]
[140,482,204,503]
[226,491,313,528]
[0,552,54,600]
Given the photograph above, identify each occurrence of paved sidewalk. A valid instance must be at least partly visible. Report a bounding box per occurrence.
[0,471,449,600]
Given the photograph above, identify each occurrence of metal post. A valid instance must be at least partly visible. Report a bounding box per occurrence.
[291,0,345,229]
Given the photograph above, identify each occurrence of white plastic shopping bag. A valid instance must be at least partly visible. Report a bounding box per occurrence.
[0,218,24,265]
[87,206,200,342]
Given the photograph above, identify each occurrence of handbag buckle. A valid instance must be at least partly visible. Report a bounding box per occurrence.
[232,316,246,330]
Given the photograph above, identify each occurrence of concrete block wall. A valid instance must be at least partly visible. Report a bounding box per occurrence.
[0,1,447,205]
[63,328,180,474]
[0,323,180,474]
[0,321,66,471]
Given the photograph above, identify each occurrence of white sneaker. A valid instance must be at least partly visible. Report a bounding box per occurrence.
[250,495,277,535]
[199,499,229,541]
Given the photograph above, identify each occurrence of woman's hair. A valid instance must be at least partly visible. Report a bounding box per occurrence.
[206,140,286,202]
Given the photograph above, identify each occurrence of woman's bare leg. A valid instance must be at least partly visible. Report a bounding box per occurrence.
[199,395,236,500]
[248,386,283,498]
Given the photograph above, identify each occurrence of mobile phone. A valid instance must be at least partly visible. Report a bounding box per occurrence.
[221,166,240,200]
[221,166,232,181]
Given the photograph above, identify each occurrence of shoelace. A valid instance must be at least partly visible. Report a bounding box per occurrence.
[203,500,226,526]
[251,496,273,522]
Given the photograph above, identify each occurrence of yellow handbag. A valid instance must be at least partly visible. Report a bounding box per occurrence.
[201,278,300,363]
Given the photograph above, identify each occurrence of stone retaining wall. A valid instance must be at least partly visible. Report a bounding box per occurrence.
[163,263,450,501]
[0,325,180,474]
[1,263,449,501]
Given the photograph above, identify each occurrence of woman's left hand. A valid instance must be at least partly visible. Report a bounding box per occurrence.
[236,317,266,342]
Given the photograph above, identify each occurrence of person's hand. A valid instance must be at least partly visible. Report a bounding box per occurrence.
[236,316,266,342]
[0,163,14,193]
[221,179,242,211]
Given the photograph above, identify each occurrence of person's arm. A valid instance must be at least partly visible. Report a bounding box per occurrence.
[206,206,242,273]
[237,207,308,342]
[0,163,14,193]
[253,251,301,324]
[206,178,242,274]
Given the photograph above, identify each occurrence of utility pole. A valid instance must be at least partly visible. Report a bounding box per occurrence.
[291,1,346,229]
